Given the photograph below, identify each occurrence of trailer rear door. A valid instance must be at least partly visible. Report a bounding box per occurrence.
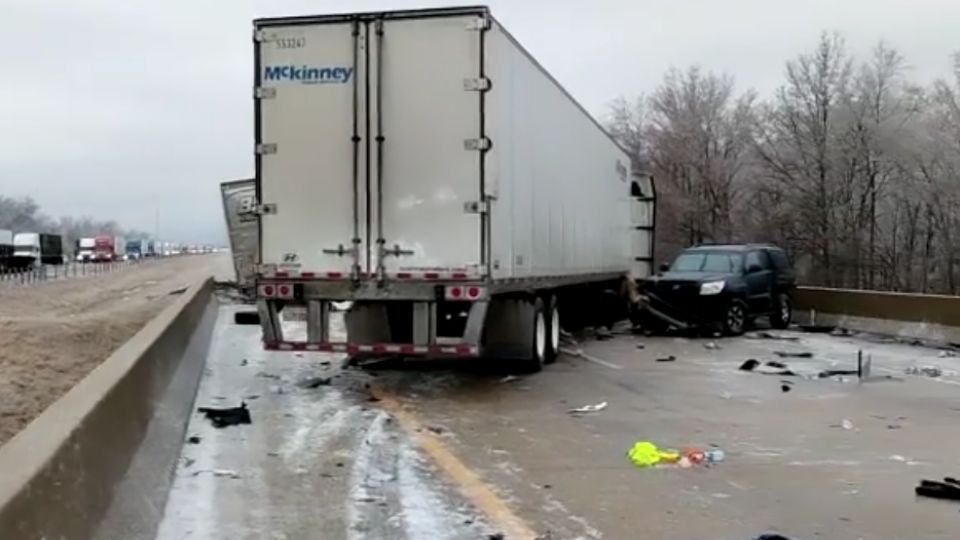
[369,15,484,279]
[256,21,365,277]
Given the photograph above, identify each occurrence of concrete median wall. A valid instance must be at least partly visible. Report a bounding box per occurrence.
[0,278,217,539]
[794,286,960,343]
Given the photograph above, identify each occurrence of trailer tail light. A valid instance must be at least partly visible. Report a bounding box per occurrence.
[259,282,294,299]
[259,284,275,298]
[445,286,463,300]
[444,285,486,301]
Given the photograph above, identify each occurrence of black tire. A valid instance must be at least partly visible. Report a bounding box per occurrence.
[544,295,560,364]
[722,299,748,336]
[518,298,548,373]
[770,293,792,329]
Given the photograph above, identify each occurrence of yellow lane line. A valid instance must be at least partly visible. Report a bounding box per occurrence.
[372,386,538,540]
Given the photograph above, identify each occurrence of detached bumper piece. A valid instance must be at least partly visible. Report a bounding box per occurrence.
[641,291,728,329]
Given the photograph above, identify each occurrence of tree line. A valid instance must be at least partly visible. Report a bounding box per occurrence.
[0,195,148,252]
[609,33,960,294]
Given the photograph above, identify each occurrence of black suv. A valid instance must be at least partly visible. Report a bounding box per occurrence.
[641,244,796,335]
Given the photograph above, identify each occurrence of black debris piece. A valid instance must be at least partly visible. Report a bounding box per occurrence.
[773,351,813,358]
[299,377,332,389]
[768,369,798,377]
[234,311,260,325]
[753,535,792,540]
[488,534,505,540]
[636,343,646,350]
[168,287,189,296]
[916,478,960,501]
[187,435,201,444]
[656,355,676,363]
[368,395,382,403]
[320,361,331,367]
[427,426,446,435]
[766,361,788,369]
[739,359,760,371]
[818,369,859,378]
[887,424,902,430]
[335,462,344,468]
[542,484,552,489]
[781,384,792,393]
[256,371,281,380]
[198,403,252,428]
[240,358,248,366]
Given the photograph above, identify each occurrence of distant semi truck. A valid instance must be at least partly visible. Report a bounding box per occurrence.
[93,235,120,262]
[251,7,657,371]
[126,239,148,260]
[76,237,96,262]
[12,233,63,268]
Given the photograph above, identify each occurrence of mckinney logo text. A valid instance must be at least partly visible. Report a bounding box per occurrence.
[263,65,353,84]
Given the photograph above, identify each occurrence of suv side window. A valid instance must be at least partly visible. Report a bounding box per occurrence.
[745,250,770,271]
[766,249,790,271]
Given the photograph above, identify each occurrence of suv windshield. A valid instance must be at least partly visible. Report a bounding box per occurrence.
[670,251,743,273]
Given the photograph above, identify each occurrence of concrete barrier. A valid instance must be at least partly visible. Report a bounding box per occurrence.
[794,286,960,343]
[0,278,217,539]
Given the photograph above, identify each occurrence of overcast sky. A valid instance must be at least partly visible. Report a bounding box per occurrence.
[1,0,957,244]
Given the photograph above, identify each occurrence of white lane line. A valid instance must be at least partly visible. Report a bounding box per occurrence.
[560,347,623,370]
[347,411,392,540]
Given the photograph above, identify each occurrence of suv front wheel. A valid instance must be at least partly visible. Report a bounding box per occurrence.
[770,293,792,329]
[723,299,748,336]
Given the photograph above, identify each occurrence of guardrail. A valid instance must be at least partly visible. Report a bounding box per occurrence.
[0,255,200,288]
[794,286,960,342]
[0,278,217,539]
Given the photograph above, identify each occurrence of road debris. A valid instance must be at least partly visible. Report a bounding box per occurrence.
[636,343,646,349]
[192,469,241,479]
[780,384,792,393]
[198,403,252,428]
[832,419,854,430]
[753,535,793,540]
[187,435,201,444]
[256,371,280,380]
[704,341,720,350]
[568,402,608,415]
[766,360,787,369]
[798,324,835,333]
[905,366,943,378]
[915,478,960,502]
[656,355,676,362]
[746,331,799,341]
[627,441,724,469]
[817,369,859,378]
[739,359,760,371]
[938,350,957,358]
[773,351,813,358]
[168,286,189,296]
[499,375,520,384]
[298,376,332,389]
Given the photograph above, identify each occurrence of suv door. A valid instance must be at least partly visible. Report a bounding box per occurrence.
[744,250,774,313]
[765,248,796,294]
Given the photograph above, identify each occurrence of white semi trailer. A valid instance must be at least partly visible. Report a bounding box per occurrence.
[253,7,656,371]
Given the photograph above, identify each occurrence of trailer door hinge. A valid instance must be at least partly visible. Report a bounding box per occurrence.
[466,16,491,31]
[256,143,278,155]
[463,200,489,214]
[255,87,277,99]
[254,30,276,42]
[464,137,492,151]
[255,203,278,215]
[463,77,492,92]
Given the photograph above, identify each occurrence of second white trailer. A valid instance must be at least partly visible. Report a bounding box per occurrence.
[254,7,655,371]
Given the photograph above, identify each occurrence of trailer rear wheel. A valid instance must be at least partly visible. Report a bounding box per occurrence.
[544,296,560,364]
[527,298,547,372]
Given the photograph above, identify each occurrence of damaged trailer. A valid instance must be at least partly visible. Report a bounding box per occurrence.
[252,6,656,371]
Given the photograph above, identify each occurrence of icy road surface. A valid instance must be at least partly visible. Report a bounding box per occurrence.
[159,304,960,540]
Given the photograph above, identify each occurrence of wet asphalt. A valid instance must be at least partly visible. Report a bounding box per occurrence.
[158,305,960,540]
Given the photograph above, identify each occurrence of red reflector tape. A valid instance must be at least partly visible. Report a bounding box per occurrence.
[396,272,412,279]
[424,272,440,279]
[275,271,289,278]
[301,272,316,278]
[452,273,468,279]
[326,272,344,279]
